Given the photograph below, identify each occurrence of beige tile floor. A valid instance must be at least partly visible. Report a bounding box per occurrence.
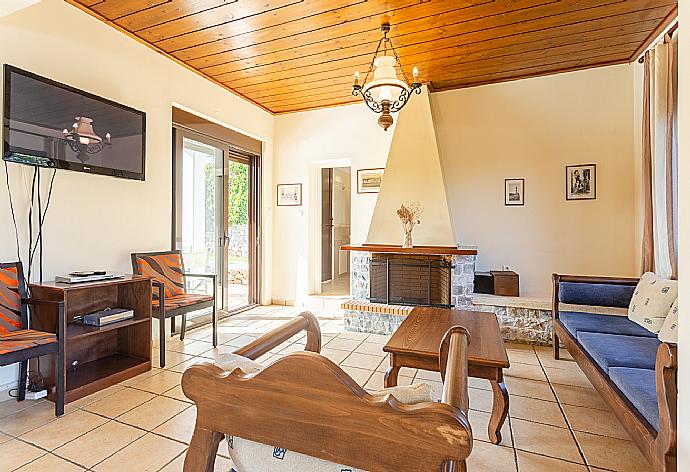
[0,305,654,472]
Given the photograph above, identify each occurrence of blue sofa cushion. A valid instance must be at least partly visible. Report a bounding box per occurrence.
[577,332,660,371]
[609,367,659,431]
[559,312,658,338]
[559,282,636,308]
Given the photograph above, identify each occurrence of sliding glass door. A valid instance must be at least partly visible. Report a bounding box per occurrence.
[224,155,254,310]
[173,127,260,317]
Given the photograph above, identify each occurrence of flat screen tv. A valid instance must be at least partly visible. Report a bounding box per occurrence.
[3,65,146,180]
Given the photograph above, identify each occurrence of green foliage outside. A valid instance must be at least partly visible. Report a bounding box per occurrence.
[204,160,249,234]
[228,161,248,226]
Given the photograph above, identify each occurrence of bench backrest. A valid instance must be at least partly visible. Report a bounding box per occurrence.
[558,280,637,308]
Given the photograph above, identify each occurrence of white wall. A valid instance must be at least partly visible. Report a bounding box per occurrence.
[272,106,394,302]
[0,0,274,395]
[432,64,638,297]
[273,64,638,301]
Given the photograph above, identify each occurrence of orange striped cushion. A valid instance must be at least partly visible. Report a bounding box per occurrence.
[135,254,186,299]
[152,294,214,311]
[0,329,56,355]
[0,267,22,335]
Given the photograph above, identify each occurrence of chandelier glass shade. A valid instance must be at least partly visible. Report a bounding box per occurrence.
[62,116,111,162]
[352,24,421,130]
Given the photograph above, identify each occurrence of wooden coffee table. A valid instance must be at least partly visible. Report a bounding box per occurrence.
[383,307,510,444]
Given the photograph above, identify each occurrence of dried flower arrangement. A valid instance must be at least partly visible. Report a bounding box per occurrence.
[397,202,423,248]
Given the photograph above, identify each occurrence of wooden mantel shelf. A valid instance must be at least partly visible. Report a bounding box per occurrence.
[340,244,477,256]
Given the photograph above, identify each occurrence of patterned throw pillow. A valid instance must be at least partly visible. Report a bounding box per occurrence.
[216,354,434,472]
[628,272,678,333]
[658,299,678,344]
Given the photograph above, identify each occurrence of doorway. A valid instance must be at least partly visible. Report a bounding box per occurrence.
[320,166,351,296]
[173,127,261,320]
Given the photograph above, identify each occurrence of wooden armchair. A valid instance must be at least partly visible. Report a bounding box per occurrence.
[131,250,217,367]
[0,262,65,416]
[182,312,473,472]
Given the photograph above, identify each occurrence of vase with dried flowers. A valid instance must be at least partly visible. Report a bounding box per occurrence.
[396,202,423,248]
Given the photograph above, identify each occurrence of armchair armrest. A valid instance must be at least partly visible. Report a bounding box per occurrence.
[21,298,65,339]
[655,342,677,461]
[439,326,471,417]
[183,273,216,297]
[234,311,321,360]
[151,280,166,308]
[184,273,217,280]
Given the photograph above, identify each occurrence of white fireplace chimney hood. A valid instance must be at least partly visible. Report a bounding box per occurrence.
[366,85,456,247]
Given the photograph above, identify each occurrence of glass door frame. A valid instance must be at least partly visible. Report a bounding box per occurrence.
[172,126,261,322]
[224,146,261,311]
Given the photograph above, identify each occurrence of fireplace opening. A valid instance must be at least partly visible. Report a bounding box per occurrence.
[369,254,451,307]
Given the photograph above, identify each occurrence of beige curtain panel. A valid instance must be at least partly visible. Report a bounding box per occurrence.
[641,29,678,280]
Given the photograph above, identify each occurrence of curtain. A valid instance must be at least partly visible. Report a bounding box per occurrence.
[641,30,678,279]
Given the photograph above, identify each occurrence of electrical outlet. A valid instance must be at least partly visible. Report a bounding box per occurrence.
[25,389,47,400]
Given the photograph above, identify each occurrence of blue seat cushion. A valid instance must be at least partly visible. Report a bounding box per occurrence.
[577,332,660,371]
[609,367,659,431]
[559,282,636,308]
[559,312,657,338]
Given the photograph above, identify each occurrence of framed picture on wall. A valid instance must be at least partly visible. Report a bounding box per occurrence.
[566,164,596,200]
[277,183,302,206]
[505,178,524,206]
[357,168,384,193]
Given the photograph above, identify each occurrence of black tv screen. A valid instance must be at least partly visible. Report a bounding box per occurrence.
[3,65,146,180]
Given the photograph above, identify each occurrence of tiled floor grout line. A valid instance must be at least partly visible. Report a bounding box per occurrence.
[533,345,591,469]
[156,449,188,472]
[10,425,108,472]
[507,414,520,471]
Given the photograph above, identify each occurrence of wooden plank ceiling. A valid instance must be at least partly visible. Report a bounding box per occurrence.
[67,0,677,114]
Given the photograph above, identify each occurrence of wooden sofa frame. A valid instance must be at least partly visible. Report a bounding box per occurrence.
[552,274,677,472]
[182,312,473,472]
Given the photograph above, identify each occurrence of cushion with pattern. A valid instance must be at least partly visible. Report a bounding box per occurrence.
[658,298,678,344]
[0,266,22,334]
[135,253,185,299]
[628,272,677,333]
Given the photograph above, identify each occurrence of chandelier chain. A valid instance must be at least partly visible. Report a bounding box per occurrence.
[362,35,385,85]
[389,40,411,85]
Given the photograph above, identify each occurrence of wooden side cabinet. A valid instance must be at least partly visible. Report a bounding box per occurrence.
[30,275,152,404]
[491,271,520,296]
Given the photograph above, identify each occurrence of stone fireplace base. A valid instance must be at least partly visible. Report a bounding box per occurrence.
[342,300,413,335]
[346,246,477,336]
[350,250,476,309]
[343,296,555,345]
[345,246,557,345]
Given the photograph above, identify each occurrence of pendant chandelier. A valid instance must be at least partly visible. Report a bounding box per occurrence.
[62,116,111,163]
[352,23,421,130]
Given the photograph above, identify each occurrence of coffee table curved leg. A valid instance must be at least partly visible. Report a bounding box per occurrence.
[384,355,400,388]
[488,371,509,444]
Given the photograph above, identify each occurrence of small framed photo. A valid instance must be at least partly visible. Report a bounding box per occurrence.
[357,168,384,194]
[277,183,302,206]
[505,178,524,206]
[566,164,596,200]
